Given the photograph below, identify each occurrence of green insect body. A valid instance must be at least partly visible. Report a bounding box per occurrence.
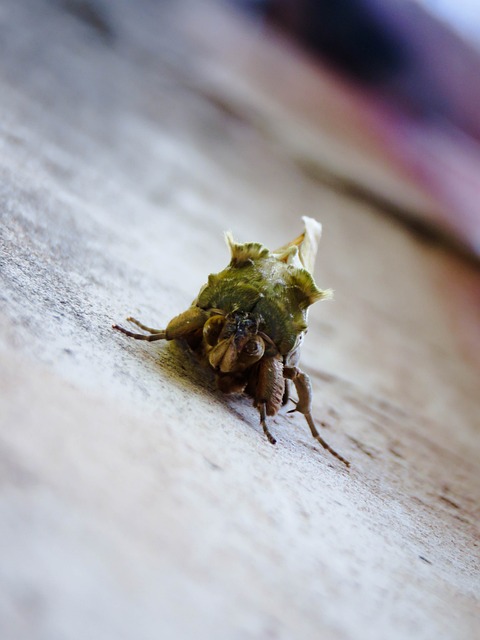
[113,217,349,467]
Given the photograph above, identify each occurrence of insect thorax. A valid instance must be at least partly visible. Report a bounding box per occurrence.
[196,258,312,356]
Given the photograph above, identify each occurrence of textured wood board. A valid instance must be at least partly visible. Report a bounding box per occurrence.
[0,1,479,639]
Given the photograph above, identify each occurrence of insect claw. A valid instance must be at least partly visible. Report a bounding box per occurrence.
[126,317,166,335]
[259,402,277,445]
[112,324,166,341]
[112,323,128,333]
[264,429,277,445]
[305,412,350,468]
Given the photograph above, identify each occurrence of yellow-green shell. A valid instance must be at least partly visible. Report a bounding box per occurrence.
[195,218,331,356]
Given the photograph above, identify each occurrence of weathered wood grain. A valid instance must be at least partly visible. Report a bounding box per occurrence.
[0,1,479,639]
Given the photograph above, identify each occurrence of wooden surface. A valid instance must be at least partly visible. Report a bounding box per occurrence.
[1,1,479,639]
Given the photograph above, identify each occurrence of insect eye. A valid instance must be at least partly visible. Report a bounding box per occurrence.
[243,336,265,358]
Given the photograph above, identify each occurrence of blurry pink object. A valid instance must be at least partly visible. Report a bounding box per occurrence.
[240,0,480,255]
[378,115,480,254]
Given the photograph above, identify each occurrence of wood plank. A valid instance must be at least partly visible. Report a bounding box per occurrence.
[0,2,478,639]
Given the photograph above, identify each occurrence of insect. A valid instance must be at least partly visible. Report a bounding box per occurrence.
[113,217,349,467]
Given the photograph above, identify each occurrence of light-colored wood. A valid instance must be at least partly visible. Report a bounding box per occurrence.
[1,2,478,639]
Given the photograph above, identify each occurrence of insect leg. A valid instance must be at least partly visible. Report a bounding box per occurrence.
[112,324,166,341]
[251,355,284,444]
[304,412,350,468]
[127,317,165,334]
[113,307,210,343]
[284,366,350,467]
[259,402,277,445]
[164,307,210,339]
[282,379,292,406]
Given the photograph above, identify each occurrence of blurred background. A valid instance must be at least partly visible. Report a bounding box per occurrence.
[228,0,480,256]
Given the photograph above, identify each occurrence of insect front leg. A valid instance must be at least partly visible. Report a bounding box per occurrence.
[111,324,166,341]
[113,306,209,342]
[126,317,166,334]
[282,379,292,406]
[259,401,276,445]
[250,354,285,446]
[284,366,350,468]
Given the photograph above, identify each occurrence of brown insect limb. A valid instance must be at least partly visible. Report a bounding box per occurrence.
[114,307,210,344]
[259,402,277,445]
[164,307,210,339]
[304,412,350,468]
[112,324,167,341]
[251,355,285,445]
[284,366,350,468]
[203,315,226,346]
[127,317,166,334]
